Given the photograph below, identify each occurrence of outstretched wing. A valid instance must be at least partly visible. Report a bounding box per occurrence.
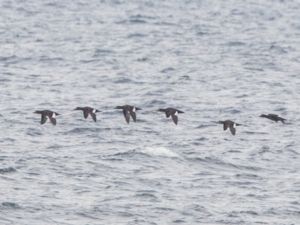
[280,118,286,123]
[49,117,57,125]
[229,126,236,135]
[41,114,47,124]
[130,111,137,122]
[165,111,171,118]
[91,113,97,122]
[83,110,89,119]
[171,114,178,125]
[123,110,130,124]
[223,123,228,131]
[268,114,278,117]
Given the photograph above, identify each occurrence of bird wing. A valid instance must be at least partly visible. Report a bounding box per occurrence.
[268,114,278,117]
[91,113,97,122]
[41,114,47,124]
[279,117,286,123]
[130,111,137,122]
[166,111,171,118]
[83,110,89,119]
[171,114,178,125]
[229,126,236,135]
[49,117,57,125]
[223,123,228,130]
[123,110,130,124]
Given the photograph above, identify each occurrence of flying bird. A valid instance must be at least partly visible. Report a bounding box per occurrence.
[34,110,60,125]
[158,108,184,125]
[260,114,286,123]
[74,107,100,122]
[217,120,241,135]
[115,105,141,124]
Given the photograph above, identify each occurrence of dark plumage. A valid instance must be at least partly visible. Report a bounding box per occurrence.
[34,110,60,125]
[115,105,141,124]
[260,114,286,123]
[74,107,100,122]
[158,108,184,125]
[218,120,241,135]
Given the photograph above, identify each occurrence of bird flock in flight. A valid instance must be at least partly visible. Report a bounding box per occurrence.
[34,105,287,136]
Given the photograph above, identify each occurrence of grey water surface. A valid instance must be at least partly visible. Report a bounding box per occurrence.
[0,0,300,224]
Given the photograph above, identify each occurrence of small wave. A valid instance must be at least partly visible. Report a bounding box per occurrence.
[0,55,17,61]
[1,202,20,209]
[0,78,10,83]
[226,41,246,47]
[109,147,180,159]
[173,219,185,223]
[269,44,288,54]
[129,19,147,24]
[26,128,43,136]
[136,57,149,62]
[67,127,103,134]
[127,33,147,38]
[93,49,114,57]
[196,124,214,129]
[192,157,262,171]
[135,192,158,200]
[141,146,180,158]
[161,67,175,73]
[127,14,155,24]
[145,99,166,106]
[244,66,264,71]
[113,77,134,84]
[0,167,17,174]
[109,150,138,158]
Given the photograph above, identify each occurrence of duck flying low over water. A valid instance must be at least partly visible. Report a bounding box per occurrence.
[260,114,286,123]
[218,120,241,135]
[34,110,60,125]
[74,107,100,122]
[158,108,184,125]
[115,105,141,124]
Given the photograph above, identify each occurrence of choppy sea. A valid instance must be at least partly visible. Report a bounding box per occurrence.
[0,0,300,224]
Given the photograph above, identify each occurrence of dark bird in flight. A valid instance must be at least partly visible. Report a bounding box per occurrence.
[34,110,60,125]
[260,114,286,123]
[115,105,141,124]
[74,107,100,122]
[218,120,241,135]
[158,108,184,125]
